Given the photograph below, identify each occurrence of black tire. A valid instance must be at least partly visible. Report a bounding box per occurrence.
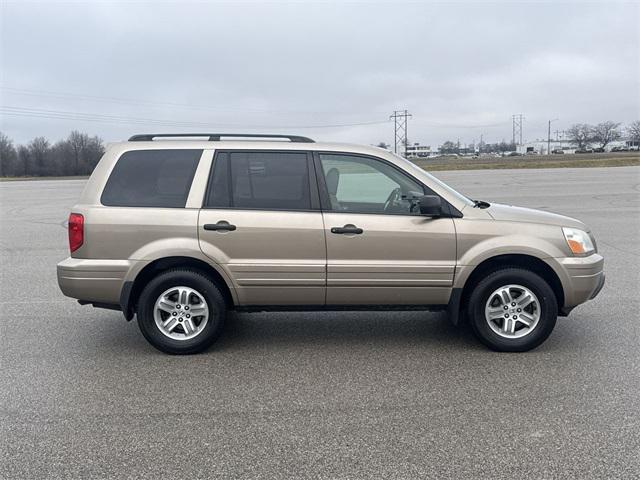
[137,269,226,354]
[467,268,557,352]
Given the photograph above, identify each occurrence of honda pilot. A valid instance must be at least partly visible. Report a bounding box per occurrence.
[57,134,605,354]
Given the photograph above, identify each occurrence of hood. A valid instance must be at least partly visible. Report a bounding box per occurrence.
[486,203,586,229]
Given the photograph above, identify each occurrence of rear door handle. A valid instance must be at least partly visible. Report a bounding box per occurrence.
[331,224,363,235]
[204,221,237,232]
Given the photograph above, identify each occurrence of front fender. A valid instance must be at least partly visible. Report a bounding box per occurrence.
[453,219,568,289]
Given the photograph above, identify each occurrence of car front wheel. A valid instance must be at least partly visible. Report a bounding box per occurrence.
[467,268,558,352]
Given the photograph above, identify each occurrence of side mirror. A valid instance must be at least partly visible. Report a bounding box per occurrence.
[418,195,442,217]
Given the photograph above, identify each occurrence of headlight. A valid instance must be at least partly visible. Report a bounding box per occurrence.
[562,227,595,255]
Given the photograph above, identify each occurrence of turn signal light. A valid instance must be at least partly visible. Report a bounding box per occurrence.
[562,227,595,256]
[567,239,586,254]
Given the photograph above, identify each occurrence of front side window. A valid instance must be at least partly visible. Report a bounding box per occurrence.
[205,151,311,210]
[101,149,201,207]
[399,154,474,207]
[319,154,425,215]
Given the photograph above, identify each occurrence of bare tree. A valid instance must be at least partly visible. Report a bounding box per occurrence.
[28,137,51,175]
[17,145,31,176]
[440,140,458,154]
[627,121,640,144]
[0,132,18,177]
[61,131,104,175]
[591,121,621,149]
[566,124,594,149]
[68,130,89,174]
[495,141,516,153]
[83,135,105,173]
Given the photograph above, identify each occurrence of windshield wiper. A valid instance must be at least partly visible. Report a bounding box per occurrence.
[473,199,491,209]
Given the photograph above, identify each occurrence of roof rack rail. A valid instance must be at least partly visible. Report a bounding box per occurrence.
[128,133,315,143]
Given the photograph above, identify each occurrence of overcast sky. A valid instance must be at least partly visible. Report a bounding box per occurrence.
[1,0,638,147]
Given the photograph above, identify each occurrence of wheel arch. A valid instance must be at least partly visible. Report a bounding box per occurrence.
[454,254,565,324]
[121,256,236,320]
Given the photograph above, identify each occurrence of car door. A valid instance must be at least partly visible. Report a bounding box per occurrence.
[316,153,457,306]
[198,150,326,306]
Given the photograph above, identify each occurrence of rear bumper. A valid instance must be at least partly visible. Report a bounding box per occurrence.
[57,258,136,306]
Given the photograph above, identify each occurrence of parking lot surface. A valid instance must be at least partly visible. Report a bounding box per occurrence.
[1,166,639,479]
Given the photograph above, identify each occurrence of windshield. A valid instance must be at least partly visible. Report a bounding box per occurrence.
[394,154,475,206]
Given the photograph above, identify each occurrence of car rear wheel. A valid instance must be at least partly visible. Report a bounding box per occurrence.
[467,268,557,352]
[137,269,226,354]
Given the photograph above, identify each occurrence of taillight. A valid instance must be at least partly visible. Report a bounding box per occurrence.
[68,213,84,253]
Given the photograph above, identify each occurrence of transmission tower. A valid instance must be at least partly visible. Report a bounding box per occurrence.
[390,109,412,157]
[512,114,524,146]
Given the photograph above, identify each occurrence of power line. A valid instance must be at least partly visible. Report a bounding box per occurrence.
[0,105,390,130]
[0,86,388,116]
[417,120,510,129]
[1,87,514,130]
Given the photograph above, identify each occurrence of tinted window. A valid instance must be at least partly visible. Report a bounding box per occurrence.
[101,149,201,207]
[205,151,311,210]
[319,154,425,215]
[205,153,231,207]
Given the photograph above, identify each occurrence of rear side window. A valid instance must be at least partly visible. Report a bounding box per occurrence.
[205,151,311,210]
[101,149,202,207]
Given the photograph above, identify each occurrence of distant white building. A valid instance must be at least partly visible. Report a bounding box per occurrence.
[516,140,574,155]
[405,143,434,158]
[609,139,639,150]
[516,137,638,154]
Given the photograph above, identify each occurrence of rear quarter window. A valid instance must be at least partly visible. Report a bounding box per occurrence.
[101,149,202,207]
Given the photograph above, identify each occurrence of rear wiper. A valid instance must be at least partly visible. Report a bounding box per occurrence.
[473,199,491,209]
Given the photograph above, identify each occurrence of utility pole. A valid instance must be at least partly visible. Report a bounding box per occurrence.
[512,114,524,146]
[548,118,558,155]
[390,109,412,157]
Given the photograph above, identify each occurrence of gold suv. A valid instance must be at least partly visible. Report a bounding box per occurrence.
[57,134,605,354]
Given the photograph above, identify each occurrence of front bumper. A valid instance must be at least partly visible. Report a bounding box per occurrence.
[553,253,605,310]
[589,271,605,300]
[57,257,136,306]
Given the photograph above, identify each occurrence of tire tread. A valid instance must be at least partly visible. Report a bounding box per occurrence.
[137,268,226,355]
[467,267,557,352]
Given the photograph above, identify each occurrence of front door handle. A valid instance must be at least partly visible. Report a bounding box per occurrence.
[331,224,363,235]
[204,221,237,232]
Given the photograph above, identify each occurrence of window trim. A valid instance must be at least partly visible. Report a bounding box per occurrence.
[202,149,321,212]
[100,148,203,209]
[312,151,461,218]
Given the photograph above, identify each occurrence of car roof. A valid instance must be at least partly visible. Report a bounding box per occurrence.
[109,139,392,158]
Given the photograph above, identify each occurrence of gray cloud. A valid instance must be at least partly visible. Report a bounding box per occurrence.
[1,0,638,147]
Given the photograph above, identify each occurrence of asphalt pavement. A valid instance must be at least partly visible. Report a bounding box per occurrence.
[1,166,639,479]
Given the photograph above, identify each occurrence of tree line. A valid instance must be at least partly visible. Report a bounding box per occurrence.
[437,121,639,154]
[0,131,105,177]
[566,121,640,149]
[379,120,640,155]
[443,140,517,154]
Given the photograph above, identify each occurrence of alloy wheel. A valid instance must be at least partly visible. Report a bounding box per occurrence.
[153,286,209,340]
[484,284,541,339]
